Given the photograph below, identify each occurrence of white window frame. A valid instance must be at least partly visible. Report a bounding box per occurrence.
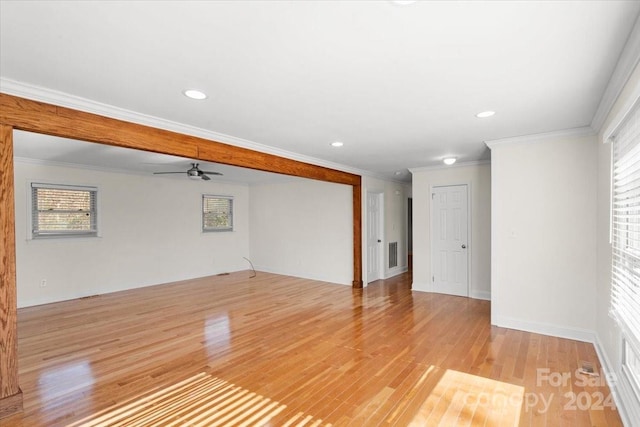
[30,182,99,239]
[202,195,233,232]
[607,95,640,421]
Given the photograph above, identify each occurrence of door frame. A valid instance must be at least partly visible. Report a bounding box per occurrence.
[429,182,471,296]
[365,190,384,284]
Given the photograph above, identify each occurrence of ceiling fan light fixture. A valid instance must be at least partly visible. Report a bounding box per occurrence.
[443,157,457,166]
[153,163,222,180]
[183,89,208,100]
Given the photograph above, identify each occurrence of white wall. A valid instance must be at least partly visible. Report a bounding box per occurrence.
[14,161,250,307]
[249,178,352,285]
[489,133,598,339]
[410,163,491,300]
[362,176,411,284]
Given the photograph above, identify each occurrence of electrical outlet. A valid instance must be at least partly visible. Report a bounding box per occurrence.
[40,279,47,288]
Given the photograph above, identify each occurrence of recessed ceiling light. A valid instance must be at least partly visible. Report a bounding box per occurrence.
[394,171,403,176]
[476,110,495,118]
[183,89,207,100]
[443,157,457,166]
[330,141,344,147]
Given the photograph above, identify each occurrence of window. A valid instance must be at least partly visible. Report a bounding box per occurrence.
[610,99,640,402]
[31,183,98,238]
[203,195,233,232]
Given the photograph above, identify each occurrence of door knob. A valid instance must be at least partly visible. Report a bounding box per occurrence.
[462,244,466,249]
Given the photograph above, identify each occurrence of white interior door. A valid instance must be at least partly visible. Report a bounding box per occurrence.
[367,192,382,282]
[431,185,469,296]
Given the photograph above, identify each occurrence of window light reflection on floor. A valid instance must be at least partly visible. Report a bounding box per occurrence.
[68,372,331,427]
[410,369,524,426]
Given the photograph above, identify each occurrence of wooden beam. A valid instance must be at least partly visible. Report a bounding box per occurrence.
[0,93,364,417]
[197,141,359,185]
[0,94,198,159]
[0,124,22,419]
[0,94,360,186]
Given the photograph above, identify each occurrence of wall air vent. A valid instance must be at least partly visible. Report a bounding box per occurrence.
[389,242,398,268]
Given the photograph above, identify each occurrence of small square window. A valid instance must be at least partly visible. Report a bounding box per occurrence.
[31,183,98,238]
[203,195,233,232]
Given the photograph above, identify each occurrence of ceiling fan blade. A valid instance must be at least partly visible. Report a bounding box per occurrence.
[153,171,186,174]
[200,171,223,176]
[201,173,211,181]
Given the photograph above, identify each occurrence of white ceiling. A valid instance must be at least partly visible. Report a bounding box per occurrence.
[2,1,640,182]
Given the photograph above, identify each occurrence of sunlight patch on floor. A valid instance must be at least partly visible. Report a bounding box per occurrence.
[68,373,331,427]
[411,369,524,427]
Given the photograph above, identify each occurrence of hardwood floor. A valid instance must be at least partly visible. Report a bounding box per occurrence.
[3,272,621,426]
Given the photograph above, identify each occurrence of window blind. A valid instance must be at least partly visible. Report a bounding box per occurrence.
[202,195,233,232]
[611,100,640,352]
[31,183,98,237]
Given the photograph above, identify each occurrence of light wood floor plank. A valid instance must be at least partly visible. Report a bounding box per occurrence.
[2,271,621,426]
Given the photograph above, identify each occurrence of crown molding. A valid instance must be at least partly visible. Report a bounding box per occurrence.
[409,160,491,174]
[591,13,640,132]
[484,126,596,149]
[0,78,371,178]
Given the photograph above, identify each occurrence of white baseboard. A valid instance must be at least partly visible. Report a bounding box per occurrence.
[384,266,408,279]
[616,374,640,427]
[593,335,637,427]
[251,265,351,286]
[411,281,433,293]
[412,282,491,301]
[492,315,597,343]
[470,290,491,300]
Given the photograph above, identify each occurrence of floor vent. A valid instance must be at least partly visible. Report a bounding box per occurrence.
[578,361,598,376]
[389,242,398,268]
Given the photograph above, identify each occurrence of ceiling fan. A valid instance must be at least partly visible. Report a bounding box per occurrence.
[153,163,223,181]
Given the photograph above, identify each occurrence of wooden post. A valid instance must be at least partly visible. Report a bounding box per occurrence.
[352,183,363,288]
[0,124,22,419]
